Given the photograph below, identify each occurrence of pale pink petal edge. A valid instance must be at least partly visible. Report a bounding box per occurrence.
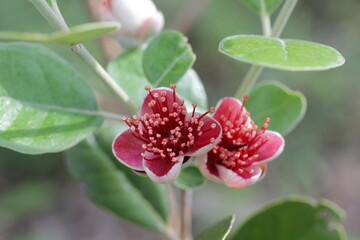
[144,156,184,184]
[254,130,285,165]
[217,164,266,189]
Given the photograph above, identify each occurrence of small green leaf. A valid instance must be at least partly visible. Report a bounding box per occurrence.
[108,49,208,110]
[196,215,235,240]
[107,49,149,106]
[66,138,167,233]
[174,165,206,190]
[143,30,196,87]
[0,22,120,45]
[95,123,169,222]
[51,22,120,44]
[176,69,208,112]
[238,0,282,13]
[219,35,345,71]
[0,42,102,154]
[246,81,306,135]
[230,196,347,240]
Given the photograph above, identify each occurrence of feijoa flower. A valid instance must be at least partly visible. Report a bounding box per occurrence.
[198,97,285,188]
[113,85,222,183]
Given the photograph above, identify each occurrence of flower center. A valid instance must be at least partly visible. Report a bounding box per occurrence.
[123,85,215,163]
[212,97,270,175]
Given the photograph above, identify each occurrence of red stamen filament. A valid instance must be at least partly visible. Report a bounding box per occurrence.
[213,97,270,175]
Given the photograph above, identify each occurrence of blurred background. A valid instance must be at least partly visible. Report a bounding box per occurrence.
[0,0,359,239]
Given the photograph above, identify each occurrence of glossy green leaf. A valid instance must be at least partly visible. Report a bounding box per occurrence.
[219,35,345,71]
[108,49,207,110]
[66,138,167,232]
[230,196,347,240]
[196,215,235,240]
[0,42,102,154]
[143,30,196,87]
[176,69,208,112]
[44,0,53,7]
[174,165,206,190]
[0,22,120,45]
[238,0,282,13]
[95,123,169,222]
[107,49,149,106]
[246,81,306,135]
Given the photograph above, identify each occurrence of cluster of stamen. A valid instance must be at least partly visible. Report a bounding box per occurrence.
[123,85,215,163]
[212,96,271,175]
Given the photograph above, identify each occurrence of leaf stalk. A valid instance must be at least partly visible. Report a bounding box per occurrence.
[28,0,137,114]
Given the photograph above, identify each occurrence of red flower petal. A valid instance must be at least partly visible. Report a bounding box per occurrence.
[213,97,250,125]
[112,129,144,171]
[187,114,222,156]
[140,87,181,115]
[254,130,285,164]
[143,153,184,183]
[217,164,267,189]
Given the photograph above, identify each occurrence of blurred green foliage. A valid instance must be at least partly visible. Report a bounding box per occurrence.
[0,181,55,227]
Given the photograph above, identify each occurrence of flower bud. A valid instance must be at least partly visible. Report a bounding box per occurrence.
[100,0,164,48]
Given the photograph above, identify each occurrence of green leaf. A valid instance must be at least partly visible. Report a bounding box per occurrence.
[107,49,149,106]
[246,81,306,135]
[66,138,167,233]
[174,165,206,190]
[176,69,208,112]
[196,215,235,240]
[230,196,347,240]
[45,0,54,7]
[94,123,169,222]
[0,42,102,154]
[219,35,345,71]
[143,30,196,87]
[0,22,120,45]
[108,49,207,110]
[51,22,120,44]
[238,0,282,13]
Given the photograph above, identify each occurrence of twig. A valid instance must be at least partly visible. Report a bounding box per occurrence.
[180,189,193,240]
[83,0,122,63]
[167,185,181,240]
[260,0,272,37]
[27,0,137,113]
[271,0,299,38]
